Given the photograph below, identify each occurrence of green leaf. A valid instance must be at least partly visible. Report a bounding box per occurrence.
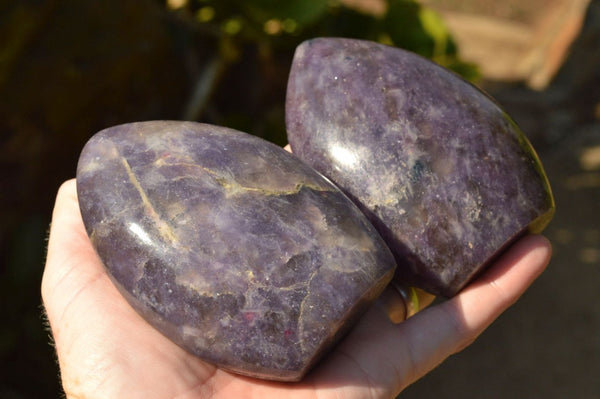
[418,7,449,57]
[384,0,434,57]
[244,0,330,25]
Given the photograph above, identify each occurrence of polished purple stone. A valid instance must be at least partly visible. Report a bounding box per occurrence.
[286,38,555,297]
[76,121,395,381]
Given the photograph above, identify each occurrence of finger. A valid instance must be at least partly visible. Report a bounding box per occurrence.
[41,179,126,394]
[445,234,552,349]
[42,180,217,397]
[41,179,104,325]
[398,235,552,385]
[322,235,551,395]
[41,180,150,358]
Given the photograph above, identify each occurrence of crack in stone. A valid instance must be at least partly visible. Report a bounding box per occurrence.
[157,160,335,197]
[215,178,333,198]
[297,266,320,354]
[120,154,178,245]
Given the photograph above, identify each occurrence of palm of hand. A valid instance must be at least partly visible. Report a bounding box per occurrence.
[42,180,551,399]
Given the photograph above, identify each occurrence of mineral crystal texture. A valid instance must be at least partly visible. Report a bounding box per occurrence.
[286,38,555,297]
[76,121,395,381]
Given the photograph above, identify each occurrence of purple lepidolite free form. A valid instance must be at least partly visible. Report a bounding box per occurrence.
[76,121,395,381]
[286,38,555,297]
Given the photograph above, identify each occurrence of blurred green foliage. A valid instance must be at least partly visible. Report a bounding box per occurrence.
[177,0,477,61]
[0,0,476,397]
[162,0,478,144]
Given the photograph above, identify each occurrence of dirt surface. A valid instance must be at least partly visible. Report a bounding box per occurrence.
[426,0,590,86]
[423,0,561,24]
[400,1,600,397]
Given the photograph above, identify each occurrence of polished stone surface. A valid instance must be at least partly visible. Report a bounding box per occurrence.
[286,38,555,297]
[76,121,395,381]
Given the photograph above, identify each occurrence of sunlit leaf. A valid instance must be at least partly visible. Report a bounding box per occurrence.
[418,7,449,56]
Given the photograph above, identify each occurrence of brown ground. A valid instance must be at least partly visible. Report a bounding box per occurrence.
[423,0,561,24]
[400,0,600,397]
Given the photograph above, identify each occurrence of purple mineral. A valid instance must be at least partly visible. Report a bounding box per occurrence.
[286,38,555,297]
[76,121,395,381]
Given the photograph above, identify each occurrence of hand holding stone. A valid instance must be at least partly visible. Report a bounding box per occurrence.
[42,179,551,399]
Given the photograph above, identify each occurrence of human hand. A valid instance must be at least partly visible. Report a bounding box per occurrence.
[42,179,551,399]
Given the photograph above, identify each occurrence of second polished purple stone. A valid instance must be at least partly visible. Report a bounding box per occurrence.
[76,121,395,381]
[286,38,555,297]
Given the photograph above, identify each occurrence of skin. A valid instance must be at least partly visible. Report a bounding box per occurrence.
[42,179,552,399]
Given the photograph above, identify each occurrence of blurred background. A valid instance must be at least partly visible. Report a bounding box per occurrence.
[1,0,598,397]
